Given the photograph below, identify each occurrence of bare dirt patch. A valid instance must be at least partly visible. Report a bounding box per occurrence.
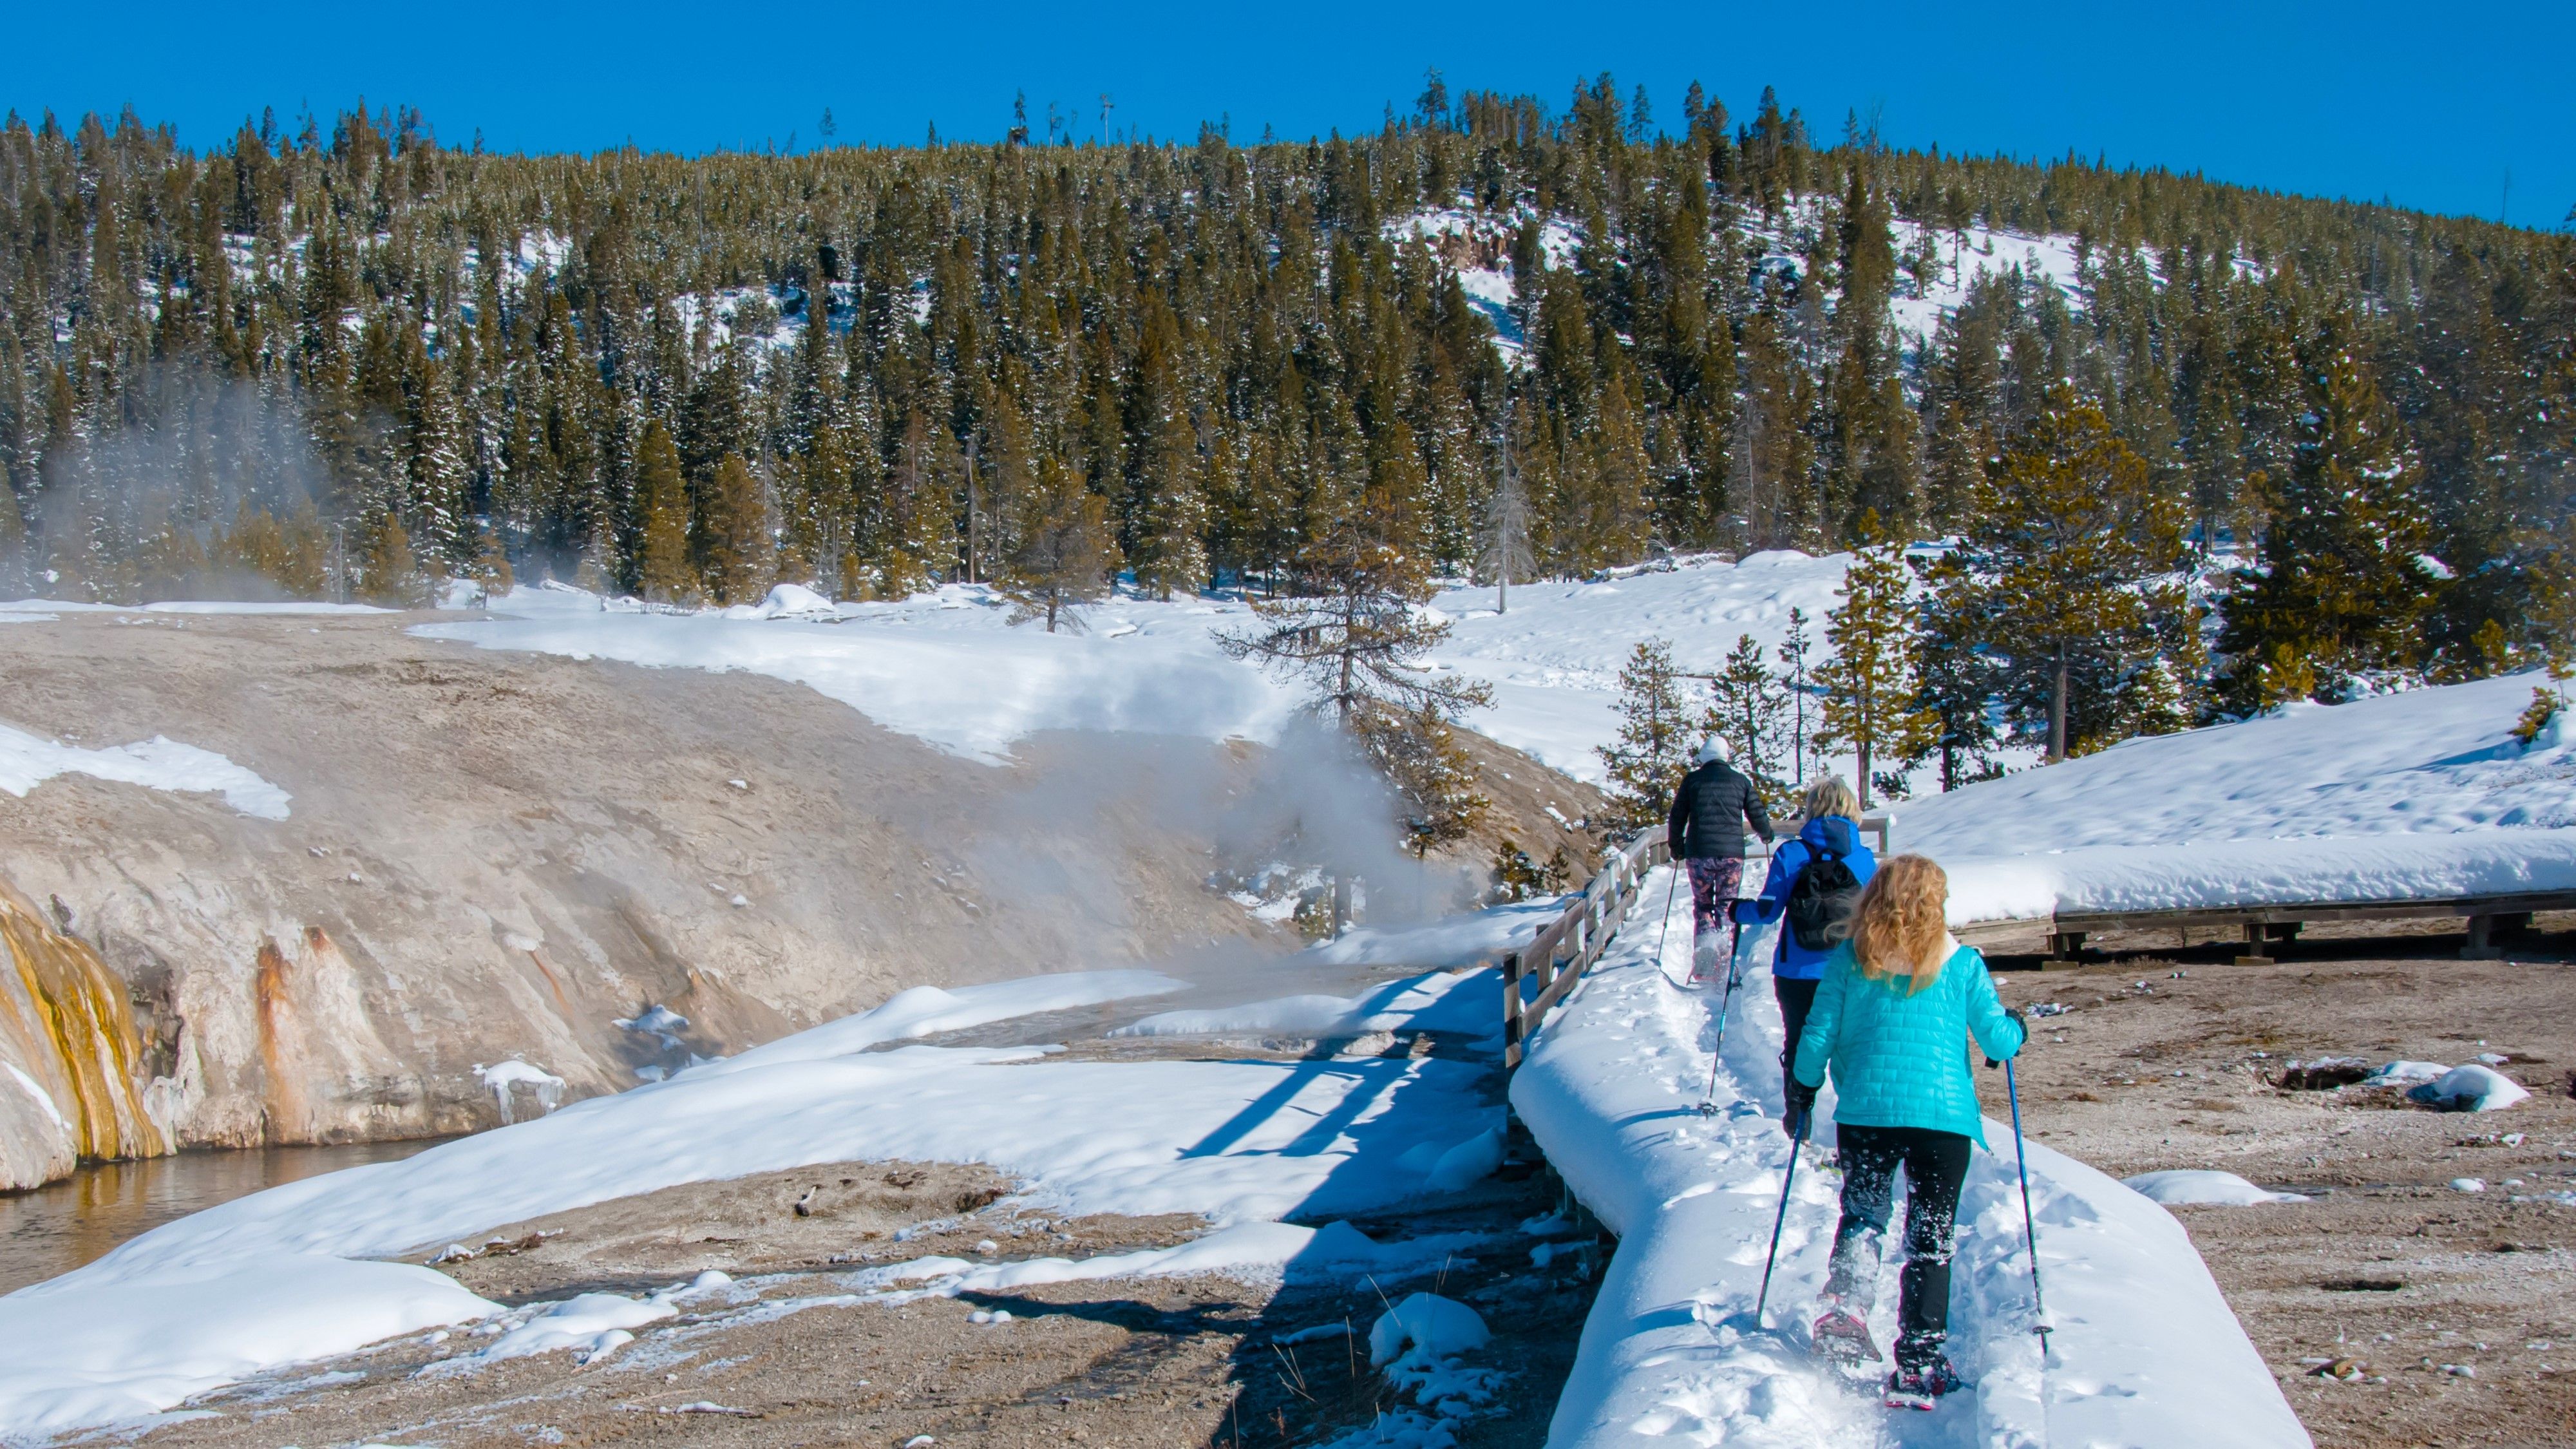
[1987,927,2576,1449]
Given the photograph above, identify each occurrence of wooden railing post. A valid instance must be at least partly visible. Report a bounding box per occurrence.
[1502,952,1524,1068]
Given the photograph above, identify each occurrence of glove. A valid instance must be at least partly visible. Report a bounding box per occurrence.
[1783,1082,1817,1141]
[1987,1007,2028,1070]
[1729,898,1757,926]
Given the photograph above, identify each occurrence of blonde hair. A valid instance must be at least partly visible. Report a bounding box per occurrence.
[1802,775,1859,824]
[1846,855,1951,994]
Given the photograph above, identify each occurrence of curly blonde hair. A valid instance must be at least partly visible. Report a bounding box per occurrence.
[1801,775,1859,824]
[1846,854,1951,994]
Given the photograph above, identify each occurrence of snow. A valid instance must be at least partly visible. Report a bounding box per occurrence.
[1370,1292,1492,1364]
[2409,1063,2529,1112]
[1899,671,2576,924]
[860,1218,1446,1302]
[2121,1170,2311,1206]
[1300,898,1577,971]
[415,583,1303,764]
[0,969,1500,1437]
[1507,864,2310,1448]
[473,1059,566,1123]
[0,719,292,820]
[1114,967,1502,1041]
[1429,552,1855,783]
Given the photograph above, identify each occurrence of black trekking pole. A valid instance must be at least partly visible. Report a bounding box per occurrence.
[2004,1057,2051,1350]
[1653,861,1682,972]
[1751,1112,1809,1327]
[1693,956,1741,1116]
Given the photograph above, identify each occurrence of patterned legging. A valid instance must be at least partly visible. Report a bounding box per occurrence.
[1685,856,1745,942]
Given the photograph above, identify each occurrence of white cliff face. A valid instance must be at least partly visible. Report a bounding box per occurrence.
[0,612,1303,1184]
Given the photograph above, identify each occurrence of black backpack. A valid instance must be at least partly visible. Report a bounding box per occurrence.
[1785,846,1859,951]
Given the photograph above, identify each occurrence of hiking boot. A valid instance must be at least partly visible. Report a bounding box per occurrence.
[1882,1359,1969,1410]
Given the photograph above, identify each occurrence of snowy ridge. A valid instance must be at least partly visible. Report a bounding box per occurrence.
[1508,867,2308,1447]
[1901,672,2576,923]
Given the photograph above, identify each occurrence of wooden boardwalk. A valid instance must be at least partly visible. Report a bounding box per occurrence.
[1958,889,2576,965]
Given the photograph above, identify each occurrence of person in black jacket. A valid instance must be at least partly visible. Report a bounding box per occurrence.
[1666,739,1775,979]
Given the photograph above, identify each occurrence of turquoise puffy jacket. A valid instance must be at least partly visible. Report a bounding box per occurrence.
[1790,940,2026,1147]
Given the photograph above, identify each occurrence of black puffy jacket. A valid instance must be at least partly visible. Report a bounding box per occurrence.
[1667,761,1775,859]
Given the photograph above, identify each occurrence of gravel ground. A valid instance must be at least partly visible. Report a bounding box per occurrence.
[1984,919,2576,1449]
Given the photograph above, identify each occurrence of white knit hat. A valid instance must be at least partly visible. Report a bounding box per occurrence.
[1692,738,1729,766]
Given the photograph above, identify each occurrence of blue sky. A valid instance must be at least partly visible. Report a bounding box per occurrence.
[6,1,2570,226]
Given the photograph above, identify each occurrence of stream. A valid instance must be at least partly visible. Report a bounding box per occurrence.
[0,1139,449,1294]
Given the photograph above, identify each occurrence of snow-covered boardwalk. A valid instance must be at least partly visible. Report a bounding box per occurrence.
[1510,867,2310,1447]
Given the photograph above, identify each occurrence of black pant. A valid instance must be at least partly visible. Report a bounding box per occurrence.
[1823,1124,1973,1370]
[1774,976,1819,1104]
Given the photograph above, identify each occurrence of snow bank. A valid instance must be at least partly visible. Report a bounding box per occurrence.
[0,719,291,819]
[0,1255,489,1437]
[413,583,1302,764]
[0,969,1497,1437]
[1508,865,2309,1448]
[2122,1171,2311,1206]
[1903,672,2576,923]
[1298,897,1574,971]
[1115,968,1499,1041]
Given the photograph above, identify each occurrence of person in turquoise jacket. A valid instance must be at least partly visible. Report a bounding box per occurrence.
[1786,853,2026,1402]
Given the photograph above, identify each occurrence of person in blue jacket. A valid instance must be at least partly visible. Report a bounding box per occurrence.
[1786,853,2027,1402]
[1730,776,1875,1103]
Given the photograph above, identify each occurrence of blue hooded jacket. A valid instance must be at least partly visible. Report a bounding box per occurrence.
[1730,815,1876,981]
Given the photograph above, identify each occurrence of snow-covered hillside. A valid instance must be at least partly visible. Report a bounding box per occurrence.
[1900,672,2576,923]
[419,554,1858,786]
[1430,551,1853,782]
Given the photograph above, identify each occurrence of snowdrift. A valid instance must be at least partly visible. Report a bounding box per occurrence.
[1899,672,2576,924]
[1509,867,2310,1447]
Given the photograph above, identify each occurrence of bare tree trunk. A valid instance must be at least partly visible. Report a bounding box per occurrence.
[2050,650,2069,761]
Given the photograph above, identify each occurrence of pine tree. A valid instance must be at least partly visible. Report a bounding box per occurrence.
[1705,632,1790,797]
[2217,345,2441,707]
[1815,535,1935,805]
[1595,638,1694,830]
[1961,386,2190,759]
[635,420,696,603]
[1777,605,1817,784]
[360,509,417,607]
[998,457,1117,633]
[1909,549,2000,791]
[1217,513,1493,876]
[701,453,771,605]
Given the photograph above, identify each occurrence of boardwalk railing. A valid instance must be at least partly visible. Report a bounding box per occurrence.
[1502,831,1667,1071]
[1960,889,2576,965]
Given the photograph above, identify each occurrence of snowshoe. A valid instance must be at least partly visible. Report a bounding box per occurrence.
[1882,1361,1967,1410]
[1689,941,1720,984]
[1810,1309,1882,1363]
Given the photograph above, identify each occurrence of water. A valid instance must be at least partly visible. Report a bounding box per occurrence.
[0,1140,449,1294]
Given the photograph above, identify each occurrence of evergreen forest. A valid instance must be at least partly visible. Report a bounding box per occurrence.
[3,77,2570,763]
